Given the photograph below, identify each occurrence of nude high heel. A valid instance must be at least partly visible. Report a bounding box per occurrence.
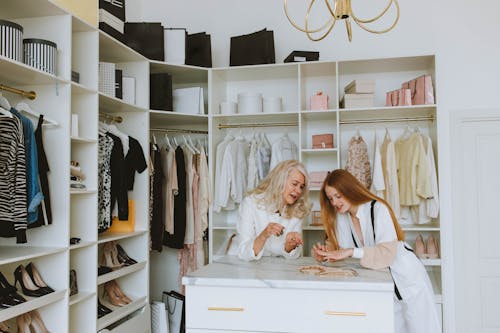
[427,235,439,259]
[0,321,9,333]
[415,234,426,259]
[103,282,127,306]
[110,280,131,304]
[16,313,31,333]
[29,309,50,333]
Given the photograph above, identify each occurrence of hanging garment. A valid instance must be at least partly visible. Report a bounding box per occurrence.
[150,145,164,252]
[247,137,259,190]
[197,146,211,268]
[107,133,128,222]
[270,134,298,170]
[213,135,234,212]
[0,116,28,243]
[256,133,271,179]
[370,134,385,197]
[345,135,372,188]
[336,201,441,333]
[123,136,147,191]
[381,131,400,218]
[10,108,43,224]
[183,146,195,245]
[422,134,439,219]
[33,114,52,227]
[395,132,432,206]
[164,146,187,249]
[164,148,178,234]
[98,134,115,232]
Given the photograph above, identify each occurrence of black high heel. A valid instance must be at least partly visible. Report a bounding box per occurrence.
[13,265,47,297]
[26,263,54,294]
[98,300,113,318]
[0,271,25,306]
[116,244,137,266]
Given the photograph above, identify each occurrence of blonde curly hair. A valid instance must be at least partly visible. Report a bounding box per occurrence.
[249,160,312,219]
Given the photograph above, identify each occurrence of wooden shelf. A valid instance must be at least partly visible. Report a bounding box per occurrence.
[0,290,66,322]
[98,230,148,244]
[97,296,147,330]
[0,55,68,86]
[69,291,95,306]
[0,246,66,266]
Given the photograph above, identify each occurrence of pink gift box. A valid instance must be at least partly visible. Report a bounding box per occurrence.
[310,93,328,110]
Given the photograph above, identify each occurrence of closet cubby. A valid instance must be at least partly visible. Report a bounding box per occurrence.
[299,62,338,110]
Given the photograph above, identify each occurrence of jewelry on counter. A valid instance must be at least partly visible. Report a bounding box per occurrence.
[299,265,358,277]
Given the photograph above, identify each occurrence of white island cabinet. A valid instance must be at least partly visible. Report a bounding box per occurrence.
[182,256,394,333]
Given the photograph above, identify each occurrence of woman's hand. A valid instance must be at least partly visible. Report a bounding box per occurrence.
[259,222,284,239]
[311,242,329,262]
[285,232,303,253]
[316,248,354,262]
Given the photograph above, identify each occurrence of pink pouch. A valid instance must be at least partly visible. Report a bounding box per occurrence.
[310,92,328,110]
[402,75,435,105]
[385,88,411,107]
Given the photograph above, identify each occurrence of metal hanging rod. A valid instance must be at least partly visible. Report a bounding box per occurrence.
[150,128,208,134]
[0,84,36,100]
[99,113,123,123]
[218,122,298,130]
[339,116,434,125]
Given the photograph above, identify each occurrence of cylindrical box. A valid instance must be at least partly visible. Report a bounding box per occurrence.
[23,38,57,75]
[263,96,282,113]
[238,92,262,114]
[0,20,24,62]
[220,101,237,115]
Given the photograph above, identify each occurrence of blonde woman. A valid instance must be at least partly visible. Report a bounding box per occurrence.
[313,169,440,333]
[237,160,312,261]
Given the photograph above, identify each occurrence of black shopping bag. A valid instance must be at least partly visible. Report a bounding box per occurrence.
[230,28,275,66]
[185,32,212,68]
[125,22,164,61]
[150,73,173,111]
[162,290,185,333]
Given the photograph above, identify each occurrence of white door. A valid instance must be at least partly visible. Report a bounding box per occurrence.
[451,109,500,333]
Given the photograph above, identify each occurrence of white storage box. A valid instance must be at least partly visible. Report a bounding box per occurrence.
[341,93,375,109]
[0,19,23,62]
[263,96,282,113]
[173,87,204,114]
[99,62,116,97]
[23,38,57,75]
[344,79,375,94]
[122,77,136,104]
[238,92,262,114]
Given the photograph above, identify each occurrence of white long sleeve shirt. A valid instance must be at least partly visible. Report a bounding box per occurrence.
[270,135,298,170]
[237,195,303,261]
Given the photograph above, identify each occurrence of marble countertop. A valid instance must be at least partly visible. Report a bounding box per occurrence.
[182,256,393,291]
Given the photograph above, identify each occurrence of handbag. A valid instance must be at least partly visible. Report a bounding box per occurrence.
[401,74,435,105]
[162,290,185,333]
[385,88,411,107]
[230,28,275,66]
[151,301,170,333]
[108,200,135,233]
[125,22,164,61]
[185,32,212,68]
[150,73,173,111]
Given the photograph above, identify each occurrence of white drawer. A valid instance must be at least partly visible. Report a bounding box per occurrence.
[185,286,393,333]
[107,306,150,333]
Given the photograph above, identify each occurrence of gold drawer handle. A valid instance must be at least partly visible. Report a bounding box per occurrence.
[324,311,366,317]
[208,307,244,312]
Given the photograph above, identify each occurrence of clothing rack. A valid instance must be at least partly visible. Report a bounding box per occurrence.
[339,115,434,125]
[150,128,208,134]
[217,122,298,130]
[99,113,123,123]
[0,83,36,100]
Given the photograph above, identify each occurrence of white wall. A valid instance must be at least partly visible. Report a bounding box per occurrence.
[142,1,500,332]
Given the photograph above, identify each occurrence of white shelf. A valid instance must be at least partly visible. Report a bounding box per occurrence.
[97,296,148,331]
[150,60,209,84]
[420,258,442,266]
[97,261,147,285]
[0,246,66,266]
[0,0,67,18]
[99,30,146,63]
[70,241,96,251]
[99,93,148,114]
[70,189,97,195]
[0,55,68,86]
[400,223,440,231]
[212,225,237,231]
[98,230,148,244]
[69,291,95,306]
[301,148,338,153]
[150,110,208,127]
[303,225,324,231]
[71,81,97,95]
[71,136,97,144]
[0,290,66,322]
[338,105,436,123]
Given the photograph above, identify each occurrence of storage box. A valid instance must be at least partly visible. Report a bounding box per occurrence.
[98,62,115,96]
[340,93,375,109]
[310,92,328,110]
[164,28,186,65]
[23,38,57,75]
[312,134,334,149]
[0,20,23,62]
[173,87,204,114]
[123,77,135,104]
[344,79,375,94]
[71,71,80,83]
[115,69,122,99]
[309,171,329,188]
[284,50,319,63]
[150,73,173,111]
[311,211,322,226]
[238,92,262,114]
[98,6,125,43]
[99,0,125,21]
[125,22,164,61]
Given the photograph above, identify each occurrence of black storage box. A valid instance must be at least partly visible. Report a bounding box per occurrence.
[150,73,173,111]
[125,22,164,61]
[284,50,319,63]
[230,28,275,66]
[115,69,123,99]
[185,32,212,68]
[99,0,125,21]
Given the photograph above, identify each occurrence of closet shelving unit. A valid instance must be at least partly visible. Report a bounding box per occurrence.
[0,0,151,331]
[207,55,443,322]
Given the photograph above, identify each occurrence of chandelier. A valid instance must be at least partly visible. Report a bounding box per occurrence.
[284,0,400,42]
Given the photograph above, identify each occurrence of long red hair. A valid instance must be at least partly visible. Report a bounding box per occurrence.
[320,169,404,250]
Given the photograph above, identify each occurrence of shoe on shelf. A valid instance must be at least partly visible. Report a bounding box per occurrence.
[26,263,55,294]
[98,300,113,318]
[13,265,48,297]
[103,281,128,307]
[16,313,31,333]
[427,235,439,259]
[101,242,124,270]
[0,320,9,333]
[69,270,78,297]
[29,309,50,333]
[0,271,26,307]
[116,244,137,266]
[109,280,132,304]
[415,234,426,259]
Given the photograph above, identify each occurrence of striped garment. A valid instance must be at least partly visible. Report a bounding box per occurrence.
[0,116,28,243]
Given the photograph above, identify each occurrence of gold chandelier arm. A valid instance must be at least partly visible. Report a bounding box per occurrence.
[352,0,399,34]
[351,0,397,24]
[284,0,334,33]
[306,16,337,41]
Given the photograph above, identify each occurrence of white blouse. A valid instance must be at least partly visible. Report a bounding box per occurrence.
[237,195,303,261]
